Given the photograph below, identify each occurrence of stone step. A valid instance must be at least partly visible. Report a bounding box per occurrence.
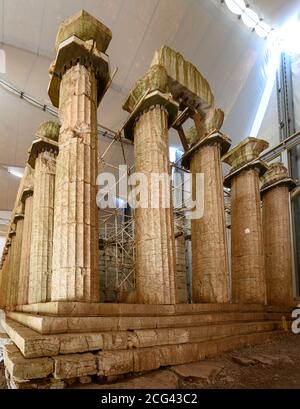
[3,329,284,382]
[7,310,288,335]
[14,301,291,317]
[1,316,283,359]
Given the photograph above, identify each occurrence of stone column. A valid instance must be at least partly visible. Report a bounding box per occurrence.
[123,65,178,304]
[48,10,112,302]
[182,109,231,303]
[174,217,188,303]
[4,231,16,308]
[0,245,10,309]
[223,137,269,304]
[17,183,34,306]
[3,231,14,308]
[8,213,24,308]
[27,122,59,304]
[261,163,296,306]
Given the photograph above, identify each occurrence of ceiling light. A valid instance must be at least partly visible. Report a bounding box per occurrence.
[242,8,259,28]
[255,20,272,38]
[224,0,245,15]
[7,166,24,178]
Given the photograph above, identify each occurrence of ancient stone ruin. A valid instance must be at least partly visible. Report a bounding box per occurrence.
[0,10,297,389]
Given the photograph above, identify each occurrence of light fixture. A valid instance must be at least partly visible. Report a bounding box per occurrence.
[224,0,245,15]
[7,166,24,178]
[255,20,272,38]
[222,1,273,40]
[242,7,259,28]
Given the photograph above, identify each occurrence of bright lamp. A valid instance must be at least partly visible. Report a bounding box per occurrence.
[224,0,245,15]
[242,8,259,28]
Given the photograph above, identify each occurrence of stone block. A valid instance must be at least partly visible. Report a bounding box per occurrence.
[53,353,97,379]
[1,318,60,358]
[3,343,53,380]
[97,350,134,376]
[150,45,213,113]
[133,348,161,372]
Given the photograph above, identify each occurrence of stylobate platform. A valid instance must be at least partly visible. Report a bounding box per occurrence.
[1,303,292,389]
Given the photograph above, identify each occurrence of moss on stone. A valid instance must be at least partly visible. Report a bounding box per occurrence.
[151,45,214,109]
[123,65,169,113]
[35,121,60,142]
[55,10,112,53]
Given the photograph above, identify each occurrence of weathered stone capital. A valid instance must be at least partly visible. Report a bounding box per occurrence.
[13,213,24,223]
[187,108,225,145]
[36,121,60,142]
[21,187,34,203]
[8,229,16,238]
[222,137,269,171]
[123,65,178,140]
[28,136,59,169]
[55,10,112,53]
[260,163,296,194]
[181,131,231,169]
[48,11,112,108]
[123,65,170,113]
[224,159,268,188]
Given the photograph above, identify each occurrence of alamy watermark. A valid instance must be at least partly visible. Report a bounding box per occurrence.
[96,165,205,220]
[291,308,300,334]
[0,49,6,73]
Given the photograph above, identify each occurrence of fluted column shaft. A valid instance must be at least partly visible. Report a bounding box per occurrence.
[190,143,229,303]
[51,63,99,302]
[134,105,176,304]
[0,250,9,308]
[18,192,34,305]
[231,168,266,303]
[8,218,24,308]
[174,217,188,303]
[28,151,56,304]
[262,185,293,306]
[4,235,16,308]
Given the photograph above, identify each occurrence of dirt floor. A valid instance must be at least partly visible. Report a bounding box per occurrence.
[0,333,299,389]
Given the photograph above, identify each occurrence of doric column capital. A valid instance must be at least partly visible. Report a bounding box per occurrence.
[48,10,112,108]
[28,121,60,168]
[223,137,269,170]
[189,108,225,143]
[21,187,34,203]
[123,64,178,140]
[260,162,296,194]
[8,228,16,238]
[181,131,231,169]
[13,213,24,223]
[223,137,269,188]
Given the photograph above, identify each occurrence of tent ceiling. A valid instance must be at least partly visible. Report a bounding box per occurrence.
[0,0,298,215]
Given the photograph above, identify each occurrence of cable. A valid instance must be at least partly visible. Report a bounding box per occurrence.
[0,78,118,140]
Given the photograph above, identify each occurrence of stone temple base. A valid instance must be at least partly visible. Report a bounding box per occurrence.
[1,303,292,389]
